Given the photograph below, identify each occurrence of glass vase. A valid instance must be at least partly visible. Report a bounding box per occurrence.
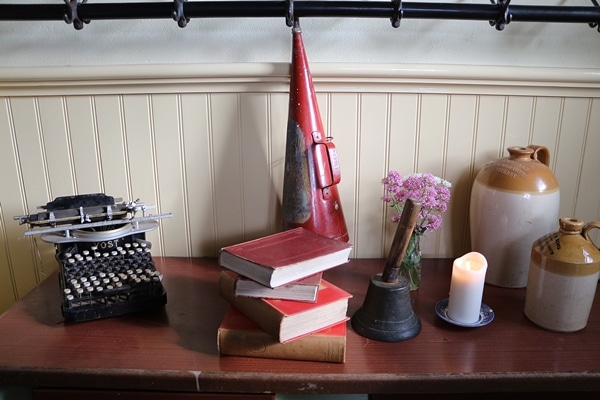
[400,232,421,291]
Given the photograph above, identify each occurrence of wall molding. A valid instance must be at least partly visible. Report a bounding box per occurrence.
[1,63,600,97]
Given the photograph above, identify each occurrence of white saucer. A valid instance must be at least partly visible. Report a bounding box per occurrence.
[435,298,494,328]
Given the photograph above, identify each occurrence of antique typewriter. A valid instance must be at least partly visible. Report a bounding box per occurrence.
[14,193,172,323]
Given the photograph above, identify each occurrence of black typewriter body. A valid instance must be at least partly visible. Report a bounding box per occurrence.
[14,193,172,323]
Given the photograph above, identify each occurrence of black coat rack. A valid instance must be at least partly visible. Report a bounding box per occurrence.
[1,1,599,33]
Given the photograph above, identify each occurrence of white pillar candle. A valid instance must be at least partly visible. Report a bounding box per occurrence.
[447,252,488,324]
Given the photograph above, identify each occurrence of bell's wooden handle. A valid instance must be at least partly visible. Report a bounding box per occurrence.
[382,198,422,283]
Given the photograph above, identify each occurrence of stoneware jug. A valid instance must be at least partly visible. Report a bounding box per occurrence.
[469,145,560,288]
[524,218,600,332]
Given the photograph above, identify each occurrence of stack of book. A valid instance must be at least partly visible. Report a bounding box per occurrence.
[217,227,353,363]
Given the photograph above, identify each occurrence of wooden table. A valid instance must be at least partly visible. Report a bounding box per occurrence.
[0,257,599,399]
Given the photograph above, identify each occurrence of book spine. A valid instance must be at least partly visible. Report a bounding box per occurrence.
[217,328,346,363]
[219,271,284,340]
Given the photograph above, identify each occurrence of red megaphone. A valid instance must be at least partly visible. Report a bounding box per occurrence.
[281,21,349,242]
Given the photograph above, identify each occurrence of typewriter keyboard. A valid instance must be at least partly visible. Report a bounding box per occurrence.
[58,240,167,322]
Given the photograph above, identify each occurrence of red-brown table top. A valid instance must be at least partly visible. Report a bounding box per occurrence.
[0,257,598,395]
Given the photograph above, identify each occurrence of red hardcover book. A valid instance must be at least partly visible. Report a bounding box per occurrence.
[234,272,322,302]
[218,227,352,288]
[217,306,346,363]
[219,270,352,343]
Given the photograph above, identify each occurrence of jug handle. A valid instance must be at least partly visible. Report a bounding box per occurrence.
[582,221,600,250]
[528,144,550,167]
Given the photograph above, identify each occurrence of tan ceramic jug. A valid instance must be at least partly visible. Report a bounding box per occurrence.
[470,145,560,288]
[524,218,600,332]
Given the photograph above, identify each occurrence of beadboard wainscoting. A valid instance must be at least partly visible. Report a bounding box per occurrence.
[1,63,599,313]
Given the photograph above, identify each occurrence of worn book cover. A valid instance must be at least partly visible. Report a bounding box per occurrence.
[219,227,352,288]
[219,270,352,343]
[217,306,346,363]
[234,272,322,302]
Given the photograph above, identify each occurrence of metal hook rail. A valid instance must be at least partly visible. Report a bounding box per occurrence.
[0,0,599,33]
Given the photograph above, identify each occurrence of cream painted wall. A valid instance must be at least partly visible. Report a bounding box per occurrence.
[0,0,599,68]
[1,1,599,314]
[2,62,600,316]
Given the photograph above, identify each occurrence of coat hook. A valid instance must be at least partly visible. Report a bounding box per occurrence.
[391,0,402,28]
[173,0,190,28]
[64,0,90,30]
[286,0,294,27]
[590,0,600,32]
[490,0,512,31]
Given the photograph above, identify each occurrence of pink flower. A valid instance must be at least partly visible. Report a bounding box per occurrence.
[381,172,452,234]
